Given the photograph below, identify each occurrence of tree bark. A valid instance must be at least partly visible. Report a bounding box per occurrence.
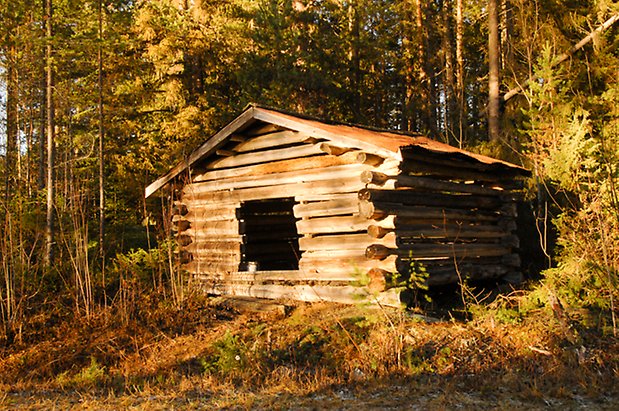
[441,0,455,141]
[488,0,501,142]
[38,0,46,191]
[5,43,18,202]
[414,0,433,133]
[455,0,465,147]
[44,0,55,267]
[98,0,105,279]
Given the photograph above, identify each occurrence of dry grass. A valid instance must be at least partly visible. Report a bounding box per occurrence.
[0,292,617,409]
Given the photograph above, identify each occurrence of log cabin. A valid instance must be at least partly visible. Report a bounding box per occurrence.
[145,105,530,306]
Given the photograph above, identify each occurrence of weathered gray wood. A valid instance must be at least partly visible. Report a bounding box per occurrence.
[299,254,398,274]
[244,122,284,136]
[182,230,243,242]
[232,130,315,152]
[401,147,526,176]
[358,189,501,210]
[189,163,370,193]
[358,200,502,221]
[368,223,509,239]
[361,171,505,196]
[295,192,359,203]
[194,151,364,182]
[253,109,398,159]
[365,243,511,260]
[184,177,366,202]
[173,208,238,222]
[184,261,240,273]
[356,152,386,166]
[296,214,379,235]
[299,232,397,251]
[184,239,242,252]
[293,197,359,218]
[207,142,327,170]
[300,249,368,260]
[215,149,236,157]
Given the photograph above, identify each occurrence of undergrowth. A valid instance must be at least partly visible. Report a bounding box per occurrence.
[0,286,617,404]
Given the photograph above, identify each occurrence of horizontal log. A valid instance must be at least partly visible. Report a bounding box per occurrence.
[244,123,284,136]
[299,249,368,260]
[184,177,366,203]
[173,208,238,223]
[400,161,503,183]
[369,264,513,290]
[299,232,397,251]
[299,255,398,275]
[229,133,246,142]
[401,147,526,176]
[191,163,370,193]
[194,151,364,182]
[361,171,506,196]
[232,270,359,283]
[182,239,242,252]
[215,149,236,157]
[181,230,242,242]
[293,197,359,218]
[365,243,511,260]
[176,201,240,211]
[358,189,501,210]
[356,152,386,166]
[296,193,361,203]
[185,255,241,267]
[231,130,315,152]
[368,223,509,240]
[184,261,240,273]
[396,254,519,268]
[358,200,502,221]
[180,219,239,235]
[203,283,370,305]
[296,215,377,235]
[206,142,352,170]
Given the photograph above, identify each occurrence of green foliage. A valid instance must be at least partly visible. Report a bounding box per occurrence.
[55,357,106,389]
[519,18,619,322]
[200,331,247,375]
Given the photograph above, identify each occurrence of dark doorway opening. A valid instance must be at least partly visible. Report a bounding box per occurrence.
[239,198,300,271]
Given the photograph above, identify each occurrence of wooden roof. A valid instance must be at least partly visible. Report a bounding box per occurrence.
[145,105,528,198]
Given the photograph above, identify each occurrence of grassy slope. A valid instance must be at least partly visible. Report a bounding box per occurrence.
[0,293,617,409]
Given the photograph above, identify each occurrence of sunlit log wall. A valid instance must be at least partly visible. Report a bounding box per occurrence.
[171,122,525,306]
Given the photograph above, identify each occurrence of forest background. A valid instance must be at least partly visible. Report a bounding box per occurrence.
[0,0,617,394]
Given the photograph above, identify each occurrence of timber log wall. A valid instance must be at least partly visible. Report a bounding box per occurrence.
[170,121,524,306]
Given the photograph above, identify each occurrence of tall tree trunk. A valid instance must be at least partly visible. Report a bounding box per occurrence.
[488,0,501,142]
[5,43,18,203]
[401,1,415,131]
[455,0,465,147]
[441,0,455,142]
[44,0,55,267]
[348,1,361,122]
[38,0,46,191]
[414,0,433,134]
[98,0,106,291]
